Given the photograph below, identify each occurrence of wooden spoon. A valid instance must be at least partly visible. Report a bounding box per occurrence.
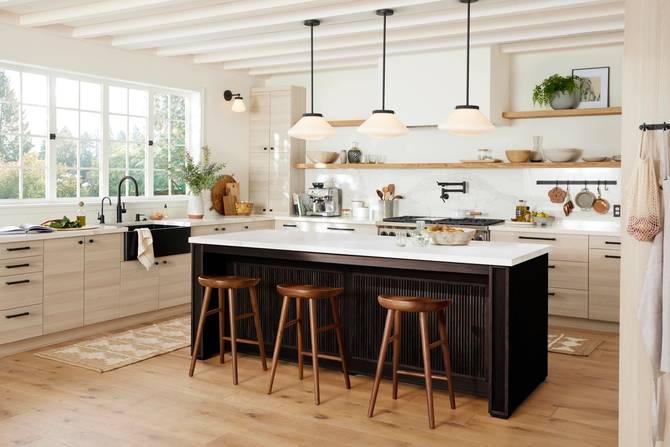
[382,186,389,200]
[388,184,395,198]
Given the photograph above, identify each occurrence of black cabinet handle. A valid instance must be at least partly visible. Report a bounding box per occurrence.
[78,240,83,245]
[263,147,268,151]
[5,263,29,269]
[283,224,298,228]
[262,208,266,212]
[547,265,556,269]
[605,241,621,245]
[88,239,94,243]
[269,209,273,212]
[270,147,275,151]
[327,227,355,232]
[518,236,556,241]
[214,228,219,231]
[7,246,31,252]
[163,260,168,264]
[605,255,621,259]
[5,311,29,319]
[6,279,30,286]
[548,292,556,296]
[244,225,249,229]
[154,261,159,266]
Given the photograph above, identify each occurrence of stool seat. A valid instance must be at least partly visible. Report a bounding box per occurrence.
[378,295,452,313]
[276,284,343,299]
[198,275,260,289]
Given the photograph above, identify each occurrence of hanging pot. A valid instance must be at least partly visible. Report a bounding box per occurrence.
[575,184,596,211]
[563,185,574,217]
[593,184,611,214]
[548,183,567,203]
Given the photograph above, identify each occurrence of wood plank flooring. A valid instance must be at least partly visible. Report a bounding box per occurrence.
[0,322,618,446]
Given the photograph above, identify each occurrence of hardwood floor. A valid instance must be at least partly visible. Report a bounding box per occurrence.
[0,323,618,446]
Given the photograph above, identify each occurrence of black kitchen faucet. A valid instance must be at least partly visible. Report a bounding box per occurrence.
[116,176,139,223]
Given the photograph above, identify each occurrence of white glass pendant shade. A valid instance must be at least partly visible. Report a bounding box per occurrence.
[358,110,409,139]
[438,106,494,136]
[231,97,246,113]
[288,113,335,141]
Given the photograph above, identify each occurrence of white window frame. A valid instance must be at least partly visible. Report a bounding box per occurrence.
[0,61,200,205]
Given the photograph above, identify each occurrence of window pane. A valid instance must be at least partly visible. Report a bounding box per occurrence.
[0,70,20,103]
[0,165,19,199]
[109,169,126,197]
[56,109,78,137]
[170,95,185,120]
[80,82,101,111]
[57,168,77,198]
[129,169,144,195]
[56,139,77,168]
[153,94,168,122]
[169,145,185,170]
[128,143,144,169]
[153,170,168,196]
[23,105,47,136]
[171,177,185,195]
[109,141,126,169]
[80,169,98,197]
[23,137,46,199]
[129,117,146,142]
[108,86,127,114]
[0,102,20,134]
[108,114,127,141]
[80,111,100,140]
[80,140,98,169]
[171,120,185,145]
[56,78,78,109]
[153,145,168,170]
[22,73,47,105]
[129,89,147,116]
[0,135,19,162]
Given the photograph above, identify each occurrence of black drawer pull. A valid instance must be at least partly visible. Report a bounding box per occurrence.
[244,226,249,229]
[548,292,556,296]
[5,311,30,319]
[605,241,621,245]
[89,239,94,243]
[283,224,298,228]
[6,279,30,286]
[605,255,621,259]
[327,227,355,232]
[7,246,31,252]
[6,263,30,269]
[518,236,556,241]
[548,265,556,269]
[163,260,168,264]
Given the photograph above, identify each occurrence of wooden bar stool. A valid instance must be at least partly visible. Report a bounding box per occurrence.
[189,275,268,384]
[368,295,456,429]
[267,284,350,405]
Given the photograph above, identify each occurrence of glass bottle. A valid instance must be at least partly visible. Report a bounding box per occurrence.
[347,141,362,164]
[76,201,86,227]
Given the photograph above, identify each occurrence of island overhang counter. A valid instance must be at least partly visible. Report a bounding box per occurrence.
[189,230,550,419]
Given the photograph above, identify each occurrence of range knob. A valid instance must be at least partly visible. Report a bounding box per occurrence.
[380,231,388,236]
[389,232,396,237]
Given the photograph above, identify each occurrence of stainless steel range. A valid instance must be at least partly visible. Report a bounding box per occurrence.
[376,216,505,241]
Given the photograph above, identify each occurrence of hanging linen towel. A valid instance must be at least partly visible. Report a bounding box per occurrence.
[136,228,155,271]
[639,130,669,445]
[627,132,663,241]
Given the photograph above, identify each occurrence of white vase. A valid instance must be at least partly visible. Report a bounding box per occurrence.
[187,192,204,219]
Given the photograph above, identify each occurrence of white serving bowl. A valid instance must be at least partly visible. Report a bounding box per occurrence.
[307,151,339,164]
[543,148,583,163]
[428,227,476,246]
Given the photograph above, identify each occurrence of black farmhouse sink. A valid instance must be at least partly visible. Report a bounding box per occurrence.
[123,223,191,261]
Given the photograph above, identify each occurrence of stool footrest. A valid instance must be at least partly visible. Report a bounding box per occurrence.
[223,337,264,346]
[397,369,449,382]
[205,308,221,317]
[301,351,344,363]
[429,340,446,350]
[235,312,255,321]
[285,318,300,328]
[316,323,338,334]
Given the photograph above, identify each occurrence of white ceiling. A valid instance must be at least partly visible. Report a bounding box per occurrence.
[0,0,625,76]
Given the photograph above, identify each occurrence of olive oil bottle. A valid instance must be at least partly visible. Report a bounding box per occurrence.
[76,201,86,227]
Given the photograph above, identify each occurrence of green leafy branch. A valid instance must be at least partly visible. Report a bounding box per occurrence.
[168,146,225,195]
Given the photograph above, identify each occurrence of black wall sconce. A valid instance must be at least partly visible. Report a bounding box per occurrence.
[224,90,246,113]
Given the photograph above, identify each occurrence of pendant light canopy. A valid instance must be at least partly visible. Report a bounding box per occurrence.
[288,19,335,141]
[358,9,408,140]
[439,0,494,136]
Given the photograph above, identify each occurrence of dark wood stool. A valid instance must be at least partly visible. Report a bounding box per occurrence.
[267,284,350,405]
[189,275,268,384]
[368,295,456,429]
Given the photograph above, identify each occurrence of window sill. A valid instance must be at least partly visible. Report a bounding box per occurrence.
[0,196,188,209]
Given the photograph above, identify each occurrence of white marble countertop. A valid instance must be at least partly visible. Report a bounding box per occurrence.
[189,230,551,267]
[0,225,127,243]
[489,220,621,237]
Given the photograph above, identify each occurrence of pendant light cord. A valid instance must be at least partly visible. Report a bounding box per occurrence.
[310,23,315,114]
[382,12,387,110]
[465,0,471,106]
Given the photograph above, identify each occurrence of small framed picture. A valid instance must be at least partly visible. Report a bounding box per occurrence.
[572,66,610,108]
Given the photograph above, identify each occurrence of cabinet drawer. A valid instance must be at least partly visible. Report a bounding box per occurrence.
[191,223,243,236]
[0,241,43,260]
[240,220,274,231]
[0,304,43,344]
[0,256,43,277]
[0,272,43,310]
[491,232,588,262]
[589,235,622,250]
[548,261,588,290]
[159,254,191,309]
[589,249,621,322]
[548,288,588,318]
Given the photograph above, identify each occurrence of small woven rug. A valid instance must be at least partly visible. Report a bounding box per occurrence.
[548,333,603,356]
[35,316,191,373]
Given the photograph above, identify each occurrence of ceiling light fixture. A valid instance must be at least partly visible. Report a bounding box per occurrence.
[224,90,246,113]
[287,19,335,141]
[358,9,408,139]
[438,0,494,136]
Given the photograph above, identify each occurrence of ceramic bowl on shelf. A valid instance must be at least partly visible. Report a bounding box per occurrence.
[582,156,608,162]
[307,151,339,164]
[505,149,531,163]
[543,148,583,162]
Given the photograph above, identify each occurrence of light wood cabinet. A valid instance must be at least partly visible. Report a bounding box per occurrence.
[0,304,43,345]
[158,254,191,309]
[548,288,588,319]
[548,260,588,290]
[84,234,121,325]
[248,86,305,215]
[43,238,84,334]
[120,260,159,317]
[275,220,377,235]
[0,272,43,311]
[490,231,588,262]
[0,241,43,260]
[0,256,43,277]
[589,249,621,322]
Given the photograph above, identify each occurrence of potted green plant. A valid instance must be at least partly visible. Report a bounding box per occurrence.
[169,146,225,219]
[533,74,582,110]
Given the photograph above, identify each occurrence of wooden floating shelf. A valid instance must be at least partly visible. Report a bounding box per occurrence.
[502,107,622,119]
[294,161,621,170]
[328,119,365,127]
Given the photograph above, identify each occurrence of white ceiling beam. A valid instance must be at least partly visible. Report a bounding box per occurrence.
[194,4,623,64]
[223,19,624,71]
[71,0,325,39]
[250,59,378,76]
[500,31,624,53]
[155,0,614,57]
[19,0,184,27]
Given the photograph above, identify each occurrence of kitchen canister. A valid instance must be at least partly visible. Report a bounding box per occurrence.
[378,200,397,219]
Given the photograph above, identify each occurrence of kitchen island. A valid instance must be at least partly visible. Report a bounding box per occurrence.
[189,230,550,418]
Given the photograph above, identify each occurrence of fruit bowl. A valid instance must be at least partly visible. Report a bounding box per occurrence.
[426,225,476,246]
[235,201,254,216]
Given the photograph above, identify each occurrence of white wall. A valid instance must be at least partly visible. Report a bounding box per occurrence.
[0,22,254,225]
[265,44,623,220]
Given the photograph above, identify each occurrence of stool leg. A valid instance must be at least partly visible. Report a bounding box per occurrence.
[391,310,401,400]
[368,309,395,418]
[267,296,290,394]
[437,310,456,410]
[308,299,321,405]
[329,296,350,389]
[419,312,435,429]
[228,288,239,385]
[296,298,304,380]
[189,286,213,377]
[248,286,268,371]
[218,288,225,364]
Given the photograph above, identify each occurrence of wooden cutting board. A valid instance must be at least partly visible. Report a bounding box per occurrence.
[223,183,240,215]
[210,175,236,215]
